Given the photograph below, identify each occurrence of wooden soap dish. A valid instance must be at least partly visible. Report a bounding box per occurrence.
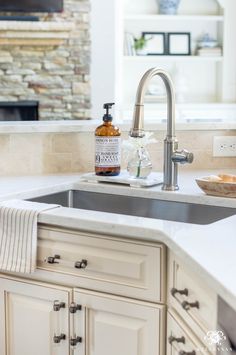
[196,174,236,198]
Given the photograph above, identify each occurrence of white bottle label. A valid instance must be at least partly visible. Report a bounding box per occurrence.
[95,136,121,167]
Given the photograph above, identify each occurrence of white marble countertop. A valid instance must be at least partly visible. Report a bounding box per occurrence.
[0,170,236,311]
[76,170,236,208]
[0,174,79,201]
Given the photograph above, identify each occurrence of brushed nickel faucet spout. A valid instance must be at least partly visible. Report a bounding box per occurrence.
[129,68,193,191]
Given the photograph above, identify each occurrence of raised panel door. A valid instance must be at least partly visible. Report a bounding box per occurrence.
[73,289,165,355]
[167,310,211,355]
[0,276,71,355]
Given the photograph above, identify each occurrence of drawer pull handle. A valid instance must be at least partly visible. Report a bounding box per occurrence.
[46,254,61,264]
[53,333,66,344]
[179,351,196,355]
[181,300,199,311]
[74,259,88,269]
[169,335,185,345]
[171,288,189,297]
[69,302,82,313]
[70,336,82,347]
[53,300,66,312]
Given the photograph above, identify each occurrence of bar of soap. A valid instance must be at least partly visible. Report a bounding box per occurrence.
[218,174,236,183]
[207,175,222,182]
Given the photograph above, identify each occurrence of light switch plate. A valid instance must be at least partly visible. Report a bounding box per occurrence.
[213,136,236,157]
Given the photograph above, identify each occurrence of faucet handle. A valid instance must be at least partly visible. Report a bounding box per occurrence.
[172,150,194,165]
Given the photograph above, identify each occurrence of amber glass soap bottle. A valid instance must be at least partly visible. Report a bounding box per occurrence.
[95,103,121,176]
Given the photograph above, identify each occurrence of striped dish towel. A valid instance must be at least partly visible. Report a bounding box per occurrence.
[0,199,59,274]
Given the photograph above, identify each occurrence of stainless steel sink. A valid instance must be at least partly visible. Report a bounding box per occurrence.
[29,190,236,225]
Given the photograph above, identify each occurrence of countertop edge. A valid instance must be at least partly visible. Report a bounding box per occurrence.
[0,120,235,133]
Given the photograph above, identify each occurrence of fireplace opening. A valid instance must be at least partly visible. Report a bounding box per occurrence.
[0,101,39,121]
[0,0,63,13]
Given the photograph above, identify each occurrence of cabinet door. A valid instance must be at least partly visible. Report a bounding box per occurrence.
[72,289,165,355]
[167,310,211,355]
[168,252,217,351]
[0,276,71,355]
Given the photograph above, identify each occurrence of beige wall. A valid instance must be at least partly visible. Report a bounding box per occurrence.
[0,130,235,176]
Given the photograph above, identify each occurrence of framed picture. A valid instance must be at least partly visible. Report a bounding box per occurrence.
[142,32,166,55]
[167,32,191,55]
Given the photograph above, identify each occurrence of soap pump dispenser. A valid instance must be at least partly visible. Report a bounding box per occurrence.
[95,103,121,176]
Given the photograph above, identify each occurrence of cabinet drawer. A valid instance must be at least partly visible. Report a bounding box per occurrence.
[37,226,166,302]
[168,252,217,352]
[167,310,211,355]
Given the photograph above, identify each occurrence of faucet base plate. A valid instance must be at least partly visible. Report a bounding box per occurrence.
[162,184,179,191]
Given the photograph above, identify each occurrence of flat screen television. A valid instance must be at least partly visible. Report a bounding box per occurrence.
[0,0,63,13]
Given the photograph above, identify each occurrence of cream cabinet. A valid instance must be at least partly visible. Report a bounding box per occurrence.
[167,310,211,355]
[0,275,165,355]
[0,225,167,355]
[0,276,71,355]
[167,251,217,354]
[37,226,166,303]
[73,289,165,355]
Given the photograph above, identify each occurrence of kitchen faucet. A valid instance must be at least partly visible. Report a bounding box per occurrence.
[129,68,194,191]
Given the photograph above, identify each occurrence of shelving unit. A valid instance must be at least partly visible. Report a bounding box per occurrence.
[124,56,223,63]
[124,14,224,22]
[91,0,236,121]
[115,0,236,121]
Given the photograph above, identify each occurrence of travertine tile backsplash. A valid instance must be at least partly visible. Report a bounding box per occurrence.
[0,130,235,175]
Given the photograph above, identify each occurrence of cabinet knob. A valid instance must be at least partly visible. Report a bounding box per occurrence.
[74,259,88,269]
[69,302,82,313]
[53,300,66,312]
[181,300,199,311]
[171,288,189,297]
[179,351,196,355]
[45,254,61,264]
[70,336,82,347]
[53,333,66,344]
[169,335,185,345]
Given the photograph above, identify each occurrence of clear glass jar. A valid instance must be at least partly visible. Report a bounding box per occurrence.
[127,147,152,179]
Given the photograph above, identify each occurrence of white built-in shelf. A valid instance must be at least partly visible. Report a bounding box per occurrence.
[119,1,236,111]
[123,55,223,63]
[124,14,224,22]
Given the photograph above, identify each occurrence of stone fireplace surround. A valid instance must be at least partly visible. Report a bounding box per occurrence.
[0,0,90,120]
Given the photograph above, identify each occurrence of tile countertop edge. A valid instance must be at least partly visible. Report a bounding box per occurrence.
[0,120,236,133]
[38,207,236,313]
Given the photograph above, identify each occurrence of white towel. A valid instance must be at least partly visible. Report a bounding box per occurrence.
[0,199,59,274]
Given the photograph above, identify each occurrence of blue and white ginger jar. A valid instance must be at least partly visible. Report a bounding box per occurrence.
[159,0,181,15]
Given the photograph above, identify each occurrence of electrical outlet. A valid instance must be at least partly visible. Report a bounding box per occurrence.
[213,136,236,157]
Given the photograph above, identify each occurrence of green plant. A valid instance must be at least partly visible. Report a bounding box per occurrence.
[134,35,152,51]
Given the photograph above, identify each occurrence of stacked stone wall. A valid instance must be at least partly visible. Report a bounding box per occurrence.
[0,0,90,120]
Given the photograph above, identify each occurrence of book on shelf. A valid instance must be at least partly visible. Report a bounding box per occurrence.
[197,47,222,57]
[124,32,135,56]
